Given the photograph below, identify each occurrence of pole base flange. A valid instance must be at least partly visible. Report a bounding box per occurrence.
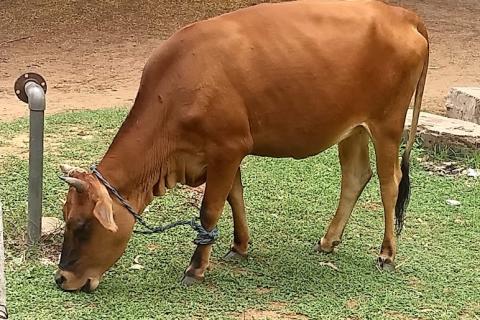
[14,73,47,103]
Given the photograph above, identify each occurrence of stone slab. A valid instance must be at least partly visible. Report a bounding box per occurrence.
[446,87,480,125]
[41,216,64,236]
[405,110,480,152]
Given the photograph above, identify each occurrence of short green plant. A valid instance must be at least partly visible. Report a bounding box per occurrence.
[1,109,478,319]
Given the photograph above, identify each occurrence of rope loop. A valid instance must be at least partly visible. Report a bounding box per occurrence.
[90,165,218,245]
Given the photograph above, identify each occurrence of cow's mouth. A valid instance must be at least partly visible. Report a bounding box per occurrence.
[80,279,94,293]
[81,277,100,293]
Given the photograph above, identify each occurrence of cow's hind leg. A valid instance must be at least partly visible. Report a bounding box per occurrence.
[182,153,243,285]
[224,169,250,261]
[316,126,372,253]
[370,125,404,270]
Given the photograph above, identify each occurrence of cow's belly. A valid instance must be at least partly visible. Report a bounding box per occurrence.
[249,106,364,159]
[251,133,348,159]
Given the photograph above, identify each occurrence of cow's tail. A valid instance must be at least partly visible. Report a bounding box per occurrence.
[395,21,429,236]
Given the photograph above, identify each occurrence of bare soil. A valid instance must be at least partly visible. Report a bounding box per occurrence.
[0,0,479,121]
[232,302,308,320]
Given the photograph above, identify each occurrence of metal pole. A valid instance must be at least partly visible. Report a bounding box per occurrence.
[14,73,47,245]
[25,82,45,244]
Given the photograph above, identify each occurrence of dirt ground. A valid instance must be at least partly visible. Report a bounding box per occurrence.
[0,0,479,121]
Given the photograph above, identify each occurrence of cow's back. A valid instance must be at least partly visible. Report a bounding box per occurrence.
[144,0,428,159]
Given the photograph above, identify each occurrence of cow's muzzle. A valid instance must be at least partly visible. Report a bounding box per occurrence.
[54,269,100,293]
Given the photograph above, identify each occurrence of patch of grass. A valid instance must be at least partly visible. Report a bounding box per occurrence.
[1,109,479,319]
[419,142,480,169]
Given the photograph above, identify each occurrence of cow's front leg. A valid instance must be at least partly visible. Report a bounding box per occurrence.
[182,156,242,285]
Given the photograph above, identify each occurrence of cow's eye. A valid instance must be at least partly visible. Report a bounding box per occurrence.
[73,220,91,242]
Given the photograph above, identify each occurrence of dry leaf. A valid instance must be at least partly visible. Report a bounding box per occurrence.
[319,261,339,271]
[446,199,461,206]
[130,264,144,270]
[130,255,144,270]
[134,255,142,264]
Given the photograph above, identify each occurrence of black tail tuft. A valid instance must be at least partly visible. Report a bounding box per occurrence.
[395,154,411,236]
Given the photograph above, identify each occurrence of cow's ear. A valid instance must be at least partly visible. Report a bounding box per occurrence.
[93,199,118,232]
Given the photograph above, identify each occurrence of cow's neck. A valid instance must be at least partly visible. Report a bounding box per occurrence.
[96,94,174,214]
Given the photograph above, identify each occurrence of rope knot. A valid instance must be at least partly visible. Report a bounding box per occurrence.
[192,223,219,245]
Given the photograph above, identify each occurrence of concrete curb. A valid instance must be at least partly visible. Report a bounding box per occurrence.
[405,109,480,152]
[446,87,480,125]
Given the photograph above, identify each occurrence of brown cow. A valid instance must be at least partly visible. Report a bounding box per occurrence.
[55,0,429,292]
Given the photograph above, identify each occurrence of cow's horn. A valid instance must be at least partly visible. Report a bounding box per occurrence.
[60,176,88,193]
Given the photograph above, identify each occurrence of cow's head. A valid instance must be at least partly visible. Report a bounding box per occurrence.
[55,164,134,292]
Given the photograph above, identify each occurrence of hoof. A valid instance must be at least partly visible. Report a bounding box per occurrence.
[223,249,247,262]
[181,273,204,286]
[314,238,339,254]
[377,256,396,272]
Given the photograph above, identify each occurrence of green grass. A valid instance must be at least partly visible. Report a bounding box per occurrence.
[1,108,479,319]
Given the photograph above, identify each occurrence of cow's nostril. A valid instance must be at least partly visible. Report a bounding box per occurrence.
[55,274,66,286]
